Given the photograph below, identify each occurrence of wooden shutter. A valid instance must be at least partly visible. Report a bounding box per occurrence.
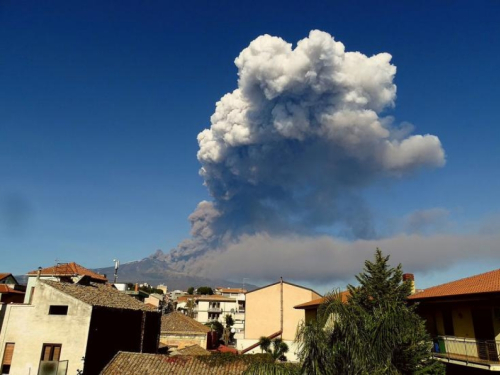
[52,345,61,361]
[42,345,52,361]
[2,343,14,365]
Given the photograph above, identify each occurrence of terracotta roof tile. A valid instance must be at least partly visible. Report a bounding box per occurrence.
[42,281,156,311]
[294,290,350,309]
[161,312,210,334]
[409,269,500,300]
[100,352,250,374]
[0,273,12,281]
[0,285,24,294]
[27,262,107,282]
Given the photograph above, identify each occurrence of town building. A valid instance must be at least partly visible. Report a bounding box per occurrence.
[294,290,350,323]
[0,279,160,375]
[238,279,321,361]
[0,274,25,304]
[160,311,211,350]
[24,262,108,304]
[177,294,245,332]
[409,268,500,371]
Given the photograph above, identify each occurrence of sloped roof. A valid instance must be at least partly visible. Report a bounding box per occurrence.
[0,273,12,282]
[409,268,500,300]
[174,345,210,356]
[0,285,24,294]
[246,280,321,297]
[100,352,249,374]
[42,281,156,311]
[294,290,350,309]
[161,312,210,334]
[27,262,107,282]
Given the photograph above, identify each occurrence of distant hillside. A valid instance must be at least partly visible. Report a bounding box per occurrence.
[93,252,258,291]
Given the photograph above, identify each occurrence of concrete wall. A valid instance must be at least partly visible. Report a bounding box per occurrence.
[0,282,92,375]
[245,282,321,341]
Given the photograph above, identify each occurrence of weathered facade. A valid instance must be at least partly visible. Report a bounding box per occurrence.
[0,280,160,375]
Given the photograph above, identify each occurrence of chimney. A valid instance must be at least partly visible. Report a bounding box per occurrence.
[135,283,139,292]
[403,273,415,294]
[36,267,42,281]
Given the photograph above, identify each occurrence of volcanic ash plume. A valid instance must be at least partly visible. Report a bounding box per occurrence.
[165,30,445,274]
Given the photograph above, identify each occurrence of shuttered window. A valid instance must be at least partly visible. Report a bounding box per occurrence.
[40,344,62,361]
[1,343,15,374]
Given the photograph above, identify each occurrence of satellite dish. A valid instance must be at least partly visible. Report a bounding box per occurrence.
[231,328,236,333]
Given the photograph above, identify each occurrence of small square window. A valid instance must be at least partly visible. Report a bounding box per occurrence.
[48,306,68,315]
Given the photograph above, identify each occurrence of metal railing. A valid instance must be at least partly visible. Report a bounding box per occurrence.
[433,336,500,363]
[208,307,222,313]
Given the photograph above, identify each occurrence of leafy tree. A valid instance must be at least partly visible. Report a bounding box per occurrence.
[205,320,224,337]
[257,337,289,362]
[185,298,196,318]
[297,248,444,375]
[258,336,271,354]
[187,286,195,295]
[197,286,214,295]
[225,314,235,328]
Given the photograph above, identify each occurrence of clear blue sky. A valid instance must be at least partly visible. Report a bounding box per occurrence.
[1,0,499,287]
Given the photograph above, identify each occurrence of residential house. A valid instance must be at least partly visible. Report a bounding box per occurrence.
[294,290,350,323]
[160,311,211,350]
[100,352,251,375]
[0,274,25,304]
[145,293,165,310]
[24,262,108,303]
[238,279,321,361]
[409,269,500,371]
[177,295,245,332]
[0,279,160,375]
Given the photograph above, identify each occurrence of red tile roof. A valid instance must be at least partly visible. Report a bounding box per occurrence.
[294,290,350,309]
[27,262,107,282]
[101,352,251,374]
[0,285,24,294]
[161,312,210,334]
[0,273,12,281]
[409,268,500,300]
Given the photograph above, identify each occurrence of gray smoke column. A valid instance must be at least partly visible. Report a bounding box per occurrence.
[166,30,445,273]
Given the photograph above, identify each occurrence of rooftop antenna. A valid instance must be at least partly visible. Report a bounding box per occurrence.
[113,259,120,284]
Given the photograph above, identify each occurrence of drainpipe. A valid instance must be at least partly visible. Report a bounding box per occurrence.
[280,277,283,339]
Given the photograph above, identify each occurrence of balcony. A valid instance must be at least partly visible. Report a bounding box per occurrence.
[432,336,500,371]
[208,307,222,313]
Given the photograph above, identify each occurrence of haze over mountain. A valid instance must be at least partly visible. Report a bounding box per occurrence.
[93,250,257,291]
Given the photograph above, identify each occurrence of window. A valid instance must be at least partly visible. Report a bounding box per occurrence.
[1,343,15,374]
[40,344,62,361]
[48,305,68,315]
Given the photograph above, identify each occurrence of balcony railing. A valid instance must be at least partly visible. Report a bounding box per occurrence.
[208,307,222,313]
[433,336,500,365]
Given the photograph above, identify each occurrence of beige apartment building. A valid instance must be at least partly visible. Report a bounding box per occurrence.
[238,279,321,361]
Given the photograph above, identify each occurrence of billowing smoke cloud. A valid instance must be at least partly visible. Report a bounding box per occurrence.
[196,232,500,283]
[165,30,445,275]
